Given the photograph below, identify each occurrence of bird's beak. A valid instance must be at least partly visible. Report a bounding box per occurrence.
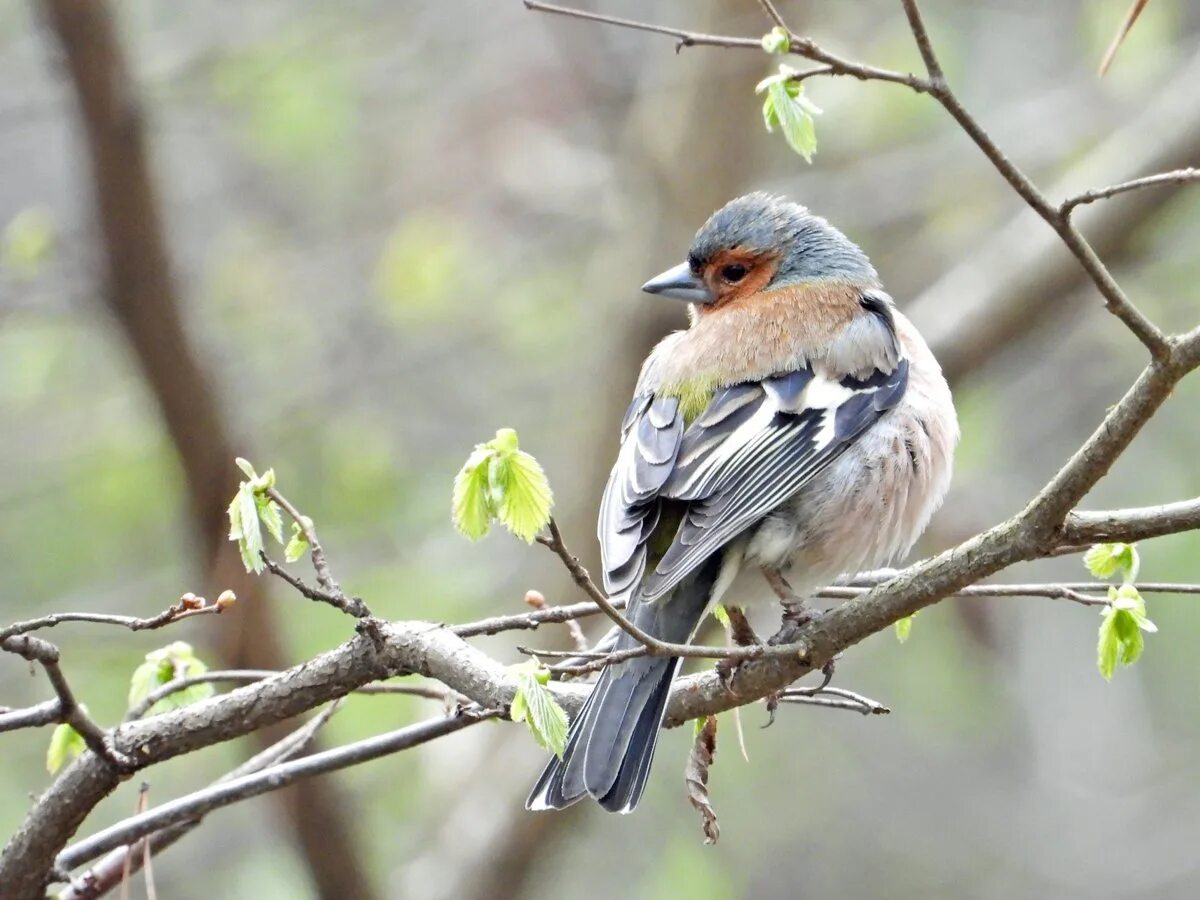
[641,261,715,304]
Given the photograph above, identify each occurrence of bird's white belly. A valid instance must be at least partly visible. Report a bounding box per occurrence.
[734,386,956,602]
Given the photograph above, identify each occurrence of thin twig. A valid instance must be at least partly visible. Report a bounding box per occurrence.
[0,634,132,769]
[522,590,588,652]
[1098,0,1152,76]
[124,671,460,721]
[1061,168,1200,216]
[55,707,499,875]
[524,0,1171,359]
[523,0,762,51]
[893,0,1170,359]
[61,703,344,899]
[536,518,784,662]
[775,691,890,715]
[0,699,61,733]
[453,595,627,638]
[265,488,340,596]
[0,597,228,643]
[264,487,379,631]
[756,0,788,30]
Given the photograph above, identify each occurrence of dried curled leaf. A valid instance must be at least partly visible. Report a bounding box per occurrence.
[685,715,720,845]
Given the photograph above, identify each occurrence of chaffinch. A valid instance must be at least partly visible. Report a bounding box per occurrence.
[528,193,959,813]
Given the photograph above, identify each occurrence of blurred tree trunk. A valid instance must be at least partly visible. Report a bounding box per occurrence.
[37,2,378,897]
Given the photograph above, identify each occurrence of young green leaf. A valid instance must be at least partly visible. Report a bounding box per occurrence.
[46,721,85,774]
[258,496,284,545]
[1084,542,1139,583]
[236,483,264,573]
[1097,608,1120,680]
[1097,585,1156,679]
[285,521,310,562]
[761,26,790,54]
[453,429,554,543]
[509,659,568,758]
[128,641,215,715]
[488,427,521,456]
[712,604,731,629]
[894,614,914,643]
[494,448,554,543]
[756,66,820,162]
[452,446,496,540]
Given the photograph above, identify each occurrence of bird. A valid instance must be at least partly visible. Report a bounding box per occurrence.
[526,192,958,813]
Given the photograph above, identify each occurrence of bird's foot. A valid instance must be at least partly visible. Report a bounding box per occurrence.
[761,657,838,729]
[780,598,817,627]
[763,568,818,630]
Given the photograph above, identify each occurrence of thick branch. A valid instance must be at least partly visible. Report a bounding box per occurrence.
[1063,497,1200,545]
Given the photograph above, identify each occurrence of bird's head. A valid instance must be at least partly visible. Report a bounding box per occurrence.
[641,192,878,310]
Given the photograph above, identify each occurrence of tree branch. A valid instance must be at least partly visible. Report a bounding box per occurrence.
[522,1,763,51]
[1061,168,1200,216]
[0,635,132,768]
[0,595,229,643]
[55,707,498,877]
[60,703,344,900]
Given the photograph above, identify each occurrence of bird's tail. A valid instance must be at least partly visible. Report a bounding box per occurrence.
[526,555,722,813]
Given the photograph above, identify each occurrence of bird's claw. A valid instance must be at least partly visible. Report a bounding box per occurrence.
[762,691,782,728]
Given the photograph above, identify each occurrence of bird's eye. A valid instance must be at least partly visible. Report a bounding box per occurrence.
[721,263,748,283]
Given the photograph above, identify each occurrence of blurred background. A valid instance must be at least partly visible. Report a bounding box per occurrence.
[2,0,1199,897]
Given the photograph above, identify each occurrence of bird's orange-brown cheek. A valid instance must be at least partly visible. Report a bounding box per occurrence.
[701,250,780,311]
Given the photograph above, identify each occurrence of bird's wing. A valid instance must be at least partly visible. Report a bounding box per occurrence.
[598,292,909,602]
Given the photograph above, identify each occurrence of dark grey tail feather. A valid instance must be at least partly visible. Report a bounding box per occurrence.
[598,657,680,812]
[525,553,722,813]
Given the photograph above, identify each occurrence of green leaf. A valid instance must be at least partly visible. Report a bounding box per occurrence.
[236,483,264,573]
[712,604,731,629]
[1084,543,1139,582]
[495,449,554,543]
[128,641,215,716]
[509,660,568,758]
[453,430,554,543]
[760,26,790,54]
[766,80,819,161]
[1096,585,1155,679]
[488,427,520,456]
[235,457,258,480]
[894,615,914,643]
[1097,607,1120,680]
[1114,608,1144,666]
[284,521,310,562]
[258,496,284,545]
[46,721,85,774]
[452,446,496,540]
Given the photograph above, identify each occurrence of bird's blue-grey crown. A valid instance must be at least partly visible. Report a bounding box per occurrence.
[688,192,878,287]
